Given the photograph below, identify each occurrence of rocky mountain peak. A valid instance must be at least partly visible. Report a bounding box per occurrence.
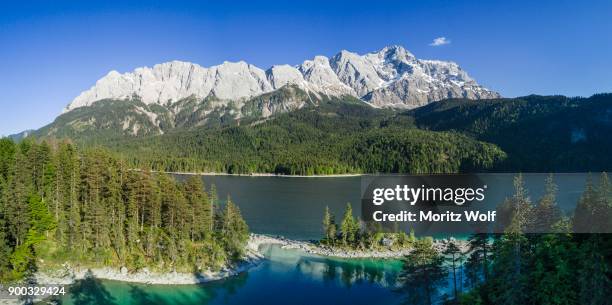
[64,45,499,112]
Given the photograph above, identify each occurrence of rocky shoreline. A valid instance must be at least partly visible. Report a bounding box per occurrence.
[29,234,467,287]
[248,233,469,259]
[0,234,469,305]
[33,236,267,287]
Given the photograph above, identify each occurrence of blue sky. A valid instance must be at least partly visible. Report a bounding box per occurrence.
[1,0,611,135]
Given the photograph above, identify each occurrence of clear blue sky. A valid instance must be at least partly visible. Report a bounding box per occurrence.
[1,0,611,136]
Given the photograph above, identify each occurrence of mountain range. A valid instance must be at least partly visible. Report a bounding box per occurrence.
[66,45,498,112]
[12,45,612,174]
[36,45,499,139]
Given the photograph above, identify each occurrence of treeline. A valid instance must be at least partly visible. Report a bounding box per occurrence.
[321,203,417,250]
[409,94,612,172]
[393,174,611,305]
[0,138,249,283]
[106,102,506,175]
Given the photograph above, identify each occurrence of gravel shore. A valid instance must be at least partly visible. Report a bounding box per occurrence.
[248,233,469,259]
[29,234,467,286]
[0,234,468,305]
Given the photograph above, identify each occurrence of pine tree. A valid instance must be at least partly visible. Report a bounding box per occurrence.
[444,241,461,300]
[104,161,126,263]
[573,175,596,233]
[322,206,337,244]
[28,193,56,234]
[0,138,16,180]
[465,233,490,288]
[489,175,533,305]
[209,183,218,231]
[398,239,448,305]
[219,196,249,260]
[0,176,12,280]
[6,149,32,247]
[183,176,209,241]
[592,172,611,232]
[0,139,255,277]
[574,175,611,305]
[531,174,562,233]
[529,233,576,305]
[340,203,358,246]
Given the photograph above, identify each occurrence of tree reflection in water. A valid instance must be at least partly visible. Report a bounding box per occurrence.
[295,255,400,289]
[69,270,117,305]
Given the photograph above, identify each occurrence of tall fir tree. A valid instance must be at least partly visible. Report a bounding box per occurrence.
[340,203,358,246]
[398,239,448,305]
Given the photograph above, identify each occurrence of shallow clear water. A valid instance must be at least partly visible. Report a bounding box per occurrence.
[57,245,403,305]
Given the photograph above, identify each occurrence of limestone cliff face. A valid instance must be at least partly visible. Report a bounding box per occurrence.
[65,45,499,113]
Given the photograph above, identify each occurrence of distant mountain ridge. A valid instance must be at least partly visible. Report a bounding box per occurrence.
[65,45,499,112]
[7,129,34,141]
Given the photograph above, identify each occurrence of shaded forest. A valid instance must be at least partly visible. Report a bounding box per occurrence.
[318,174,612,305]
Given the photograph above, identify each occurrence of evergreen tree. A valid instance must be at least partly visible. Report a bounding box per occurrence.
[183,176,210,241]
[576,235,611,305]
[5,149,31,247]
[219,196,249,260]
[0,139,253,279]
[531,174,562,233]
[0,176,12,280]
[28,193,56,234]
[465,233,490,288]
[340,203,358,246]
[444,241,461,300]
[489,175,532,305]
[592,172,611,232]
[208,183,217,231]
[529,233,577,305]
[398,239,448,305]
[322,206,337,244]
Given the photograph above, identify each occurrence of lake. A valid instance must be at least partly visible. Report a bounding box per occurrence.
[57,173,595,305]
[192,173,592,240]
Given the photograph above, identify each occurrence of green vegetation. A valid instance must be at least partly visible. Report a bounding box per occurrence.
[398,238,448,305]
[0,138,250,283]
[458,174,611,305]
[103,101,506,175]
[319,174,611,304]
[320,203,416,251]
[32,93,612,175]
[409,94,612,172]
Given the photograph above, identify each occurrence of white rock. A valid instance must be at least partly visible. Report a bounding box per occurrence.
[64,45,499,112]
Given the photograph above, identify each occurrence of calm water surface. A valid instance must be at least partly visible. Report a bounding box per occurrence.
[59,245,403,305]
[193,173,591,240]
[58,173,594,305]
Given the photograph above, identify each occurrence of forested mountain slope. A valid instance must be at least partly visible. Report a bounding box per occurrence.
[407,94,612,171]
[30,94,612,175]
[105,100,506,175]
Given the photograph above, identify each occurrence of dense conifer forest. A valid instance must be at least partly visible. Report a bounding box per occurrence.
[33,94,608,176]
[319,174,612,305]
[103,101,507,175]
[0,138,249,282]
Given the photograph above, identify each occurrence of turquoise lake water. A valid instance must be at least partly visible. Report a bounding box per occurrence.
[57,245,403,305]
